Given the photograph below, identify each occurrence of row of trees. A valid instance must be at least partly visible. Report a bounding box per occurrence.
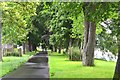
[33,2,119,65]
[0,2,120,79]
[29,2,120,78]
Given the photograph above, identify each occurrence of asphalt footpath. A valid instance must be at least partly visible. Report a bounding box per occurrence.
[2,51,49,80]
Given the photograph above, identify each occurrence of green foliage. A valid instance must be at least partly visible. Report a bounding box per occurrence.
[2,2,39,44]
[30,2,52,47]
[96,2,119,55]
[34,2,119,55]
[46,2,84,49]
[97,27,118,55]
[71,13,84,39]
[82,2,118,22]
[1,2,119,56]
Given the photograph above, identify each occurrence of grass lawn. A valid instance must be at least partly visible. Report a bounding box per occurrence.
[49,52,116,78]
[0,51,36,77]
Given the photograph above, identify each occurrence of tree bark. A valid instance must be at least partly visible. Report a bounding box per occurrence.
[83,21,89,51]
[28,41,33,52]
[82,2,96,66]
[82,21,96,66]
[22,43,25,54]
[18,48,23,57]
[58,40,62,53]
[69,38,72,60]
[113,37,120,79]
[50,45,53,52]
[65,45,69,53]
[32,44,37,51]
[55,46,57,52]
[0,17,2,61]
[25,42,29,52]
[58,46,61,53]
[113,5,120,79]
[65,33,70,53]
[52,45,55,52]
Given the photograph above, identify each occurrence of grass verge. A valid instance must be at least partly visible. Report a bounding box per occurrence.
[49,52,116,78]
[0,51,36,77]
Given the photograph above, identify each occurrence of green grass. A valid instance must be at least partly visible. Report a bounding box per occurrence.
[0,51,36,77]
[49,52,116,78]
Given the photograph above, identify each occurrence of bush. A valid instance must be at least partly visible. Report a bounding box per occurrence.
[4,52,20,57]
[68,47,82,61]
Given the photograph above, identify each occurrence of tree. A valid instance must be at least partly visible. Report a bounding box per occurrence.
[92,2,120,78]
[2,2,38,43]
[31,2,52,51]
[113,3,120,79]
[82,2,117,66]
[82,3,96,66]
[49,2,105,66]
[0,8,2,61]
[48,2,83,53]
[2,2,39,54]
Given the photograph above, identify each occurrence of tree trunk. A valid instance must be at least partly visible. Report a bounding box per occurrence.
[32,44,37,51]
[58,46,61,53]
[65,46,69,53]
[55,46,57,52]
[52,45,55,52]
[22,43,25,54]
[0,17,2,61]
[80,39,83,50]
[69,38,72,60]
[83,21,89,52]
[28,41,33,52]
[113,39,120,79]
[58,40,62,53]
[113,5,120,79]
[50,45,53,52]
[65,34,70,53]
[25,42,29,52]
[18,48,23,57]
[82,21,96,66]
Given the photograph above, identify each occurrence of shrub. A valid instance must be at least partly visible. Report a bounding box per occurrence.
[4,52,20,57]
[68,47,82,61]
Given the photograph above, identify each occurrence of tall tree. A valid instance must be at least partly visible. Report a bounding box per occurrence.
[82,2,116,66]
[113,3,120,79]
[2,2,39,54]
[0,8,2,61]
[2,2,38,44]
[31,2,52,51]
[82,3,96,66]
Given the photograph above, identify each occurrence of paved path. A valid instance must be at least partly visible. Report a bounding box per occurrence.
[2,51,49,80]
